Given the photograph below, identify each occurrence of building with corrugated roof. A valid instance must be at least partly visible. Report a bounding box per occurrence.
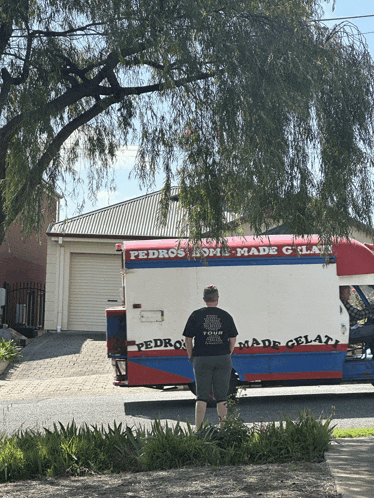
[45,187,240,332]
[45,188,373,333]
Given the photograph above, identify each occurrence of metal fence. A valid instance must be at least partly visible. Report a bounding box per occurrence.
[3,282,45,330]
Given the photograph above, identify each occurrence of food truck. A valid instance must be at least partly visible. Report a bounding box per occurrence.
[106,235,374,394]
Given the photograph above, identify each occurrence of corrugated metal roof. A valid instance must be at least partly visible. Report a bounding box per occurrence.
[47,187,238,238]
[47,187,187,238]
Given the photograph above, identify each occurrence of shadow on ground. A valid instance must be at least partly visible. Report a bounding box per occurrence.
[124,390,374,425]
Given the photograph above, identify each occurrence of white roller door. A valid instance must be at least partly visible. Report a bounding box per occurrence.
[68,253,122,331]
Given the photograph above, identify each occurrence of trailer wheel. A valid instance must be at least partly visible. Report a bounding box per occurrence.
[188,369,239,407]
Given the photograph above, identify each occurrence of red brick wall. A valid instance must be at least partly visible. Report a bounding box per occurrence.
[0,200,57,286]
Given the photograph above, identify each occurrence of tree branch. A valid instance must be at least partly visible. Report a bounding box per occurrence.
[0,19,13,57]
[8,94,124,217]
[30,21,106,38]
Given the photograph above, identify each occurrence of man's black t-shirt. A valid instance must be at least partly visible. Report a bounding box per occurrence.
[183,307,238,356]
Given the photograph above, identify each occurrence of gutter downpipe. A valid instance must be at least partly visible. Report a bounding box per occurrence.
[56,237,64,333]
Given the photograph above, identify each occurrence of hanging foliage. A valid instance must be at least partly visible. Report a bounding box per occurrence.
[1,0,374,245]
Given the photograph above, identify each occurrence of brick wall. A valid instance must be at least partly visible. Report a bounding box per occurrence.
[0,200,58,286]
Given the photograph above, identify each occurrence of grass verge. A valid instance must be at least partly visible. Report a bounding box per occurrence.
[333,427,374,438]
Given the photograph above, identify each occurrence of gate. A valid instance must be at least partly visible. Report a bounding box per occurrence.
[3,282,45,331]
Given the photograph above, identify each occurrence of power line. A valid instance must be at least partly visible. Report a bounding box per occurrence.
[314,14,374,22]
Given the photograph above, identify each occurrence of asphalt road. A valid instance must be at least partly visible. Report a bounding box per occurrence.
[1,384,374,436]
[1,332,374,436]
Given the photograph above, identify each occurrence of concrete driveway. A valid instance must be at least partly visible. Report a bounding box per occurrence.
[0,331,119,401]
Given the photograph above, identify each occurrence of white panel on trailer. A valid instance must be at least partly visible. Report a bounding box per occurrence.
[125,261,344,351]
[68,253,122,332]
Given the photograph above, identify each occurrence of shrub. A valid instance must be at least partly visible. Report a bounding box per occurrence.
[0,408,335,482]
[0,338,22,364]
[247,409,335,464]
[0,437,26,481]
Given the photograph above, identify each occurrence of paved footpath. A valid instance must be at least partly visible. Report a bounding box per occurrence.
[0,331,132,400]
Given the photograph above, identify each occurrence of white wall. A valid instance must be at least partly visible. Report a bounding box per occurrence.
[45,237,122,331]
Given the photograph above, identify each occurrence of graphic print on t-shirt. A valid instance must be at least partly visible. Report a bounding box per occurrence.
[203,314,224,345]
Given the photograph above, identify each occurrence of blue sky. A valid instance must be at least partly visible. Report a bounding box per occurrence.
[59,1,374,220]
[323,1,374,47]
[59,144,165,219]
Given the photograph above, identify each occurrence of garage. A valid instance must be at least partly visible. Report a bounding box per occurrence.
[68,253,122,332]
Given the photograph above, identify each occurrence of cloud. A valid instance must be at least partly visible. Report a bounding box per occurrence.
[112,145,139,171]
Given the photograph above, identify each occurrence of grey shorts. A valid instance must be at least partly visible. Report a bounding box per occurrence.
[192,354,232,403]
[350,324,374,346]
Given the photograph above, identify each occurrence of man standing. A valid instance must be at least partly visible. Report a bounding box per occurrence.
[183,284,238,429]
[340,285,374,355]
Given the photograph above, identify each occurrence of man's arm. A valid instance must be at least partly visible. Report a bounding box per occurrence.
[343,301,374,323]
[227,314,238,354]
[229,337,236,354]
[185,337,193,359]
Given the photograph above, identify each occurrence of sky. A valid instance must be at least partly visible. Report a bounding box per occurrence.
[58,0,374,220]
[323,1,374,47]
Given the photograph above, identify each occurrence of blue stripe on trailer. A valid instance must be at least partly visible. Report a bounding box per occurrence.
[126,256,332,270]
[127,349,346,382]
[233,350,345,379]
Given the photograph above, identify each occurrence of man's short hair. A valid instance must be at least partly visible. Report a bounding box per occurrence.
[340,285,350,293]
[203,284,219,302]
[339,285,351,298]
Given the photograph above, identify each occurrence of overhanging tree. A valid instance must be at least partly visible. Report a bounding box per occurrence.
[1,0,374,245]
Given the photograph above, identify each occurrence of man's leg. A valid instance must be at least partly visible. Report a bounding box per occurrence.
[212,354,232,427]
[216,401,228,427]
[350,324,374,358]
[349,323,374,344]
[192,356,213,429]
[195,400,207,429]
